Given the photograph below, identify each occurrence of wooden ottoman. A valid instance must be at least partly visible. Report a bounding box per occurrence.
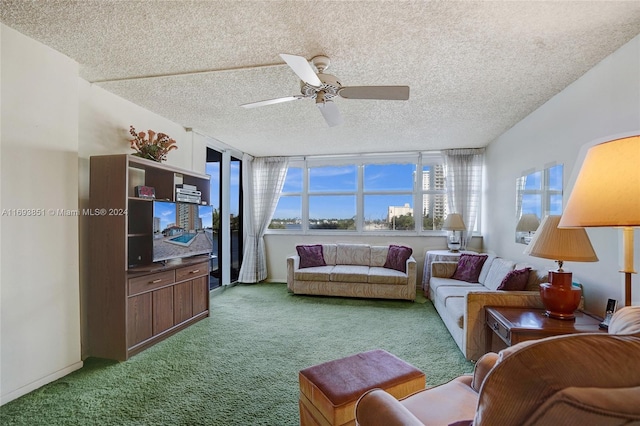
[298,349,426,426]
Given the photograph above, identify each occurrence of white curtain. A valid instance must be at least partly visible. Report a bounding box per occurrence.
[443,148,485,250]
[238,155,288,283]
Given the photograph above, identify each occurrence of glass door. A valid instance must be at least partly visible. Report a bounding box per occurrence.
[206,149,221,289]
[230,156,243,282]
[206,148,243,287]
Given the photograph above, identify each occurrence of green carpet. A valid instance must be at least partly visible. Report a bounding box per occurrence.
[1,283,472,425]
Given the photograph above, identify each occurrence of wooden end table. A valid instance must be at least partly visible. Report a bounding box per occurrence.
[485,306,605,353]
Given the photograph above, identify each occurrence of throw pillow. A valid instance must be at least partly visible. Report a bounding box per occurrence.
[497,267,531,291]
[383,245,413,273]
[296,244,326,269]
[452,254,489,283]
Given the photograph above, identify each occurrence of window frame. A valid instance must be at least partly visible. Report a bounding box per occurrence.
[268,152,479,236]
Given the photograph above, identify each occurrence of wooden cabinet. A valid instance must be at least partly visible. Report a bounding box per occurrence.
[88,154,211,361]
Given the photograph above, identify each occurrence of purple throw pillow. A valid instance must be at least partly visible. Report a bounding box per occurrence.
[383,245,413,273]
[296,245,326,269]
[452,254,489,283]
[497,267,531,291]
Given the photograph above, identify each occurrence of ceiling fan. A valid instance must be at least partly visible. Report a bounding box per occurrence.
[241,54,410,127]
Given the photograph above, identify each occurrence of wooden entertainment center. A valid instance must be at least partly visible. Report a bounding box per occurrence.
[88,154,212,361]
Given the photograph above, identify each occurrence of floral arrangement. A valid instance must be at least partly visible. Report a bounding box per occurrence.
[128,125,178,162]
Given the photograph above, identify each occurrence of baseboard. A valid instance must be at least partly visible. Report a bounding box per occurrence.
[1,360,83,406]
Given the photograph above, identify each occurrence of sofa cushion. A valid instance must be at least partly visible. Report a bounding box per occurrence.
[297,244,327,268]
[370,246,389,267]
[336,244,371,266]
[445,296,466,329]
[294,265,334,282]
[330,265,370,282]
[437,285,485,307]
[484,258,516,290]
[430,277,483,297]
[368,267,408,285]
[478,254,497,284]
[452,254,489,283]
[383,245,413,273]
[322,244,337,265]
[497,267,531,291]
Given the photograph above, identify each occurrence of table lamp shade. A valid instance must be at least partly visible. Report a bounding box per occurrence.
[558,135,639,306]
[443,214,466,231]
[525,215,599,264]
[559,136,640,228]
[516,214,540,233]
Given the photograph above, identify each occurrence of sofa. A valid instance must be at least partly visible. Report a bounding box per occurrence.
[355,306,640,426]
[429,253,551,361]
[286,243,417,301]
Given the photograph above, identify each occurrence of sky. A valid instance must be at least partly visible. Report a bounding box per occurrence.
[275,164,418,220]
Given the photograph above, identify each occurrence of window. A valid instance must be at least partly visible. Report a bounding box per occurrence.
[421,163,448,231]
[309,165,357,230]
[363,163,415,231]
[270,166,302,230]
[269,153,472,234]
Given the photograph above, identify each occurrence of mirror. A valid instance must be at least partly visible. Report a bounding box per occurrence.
[516,164,563,244]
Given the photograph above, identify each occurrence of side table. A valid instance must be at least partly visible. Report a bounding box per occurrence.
[422,249,476,297]
[485,306,605,353]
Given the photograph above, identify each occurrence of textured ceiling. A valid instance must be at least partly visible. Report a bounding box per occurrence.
[2,1,639,157]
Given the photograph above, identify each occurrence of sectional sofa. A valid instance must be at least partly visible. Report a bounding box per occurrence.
[286,243,417,301]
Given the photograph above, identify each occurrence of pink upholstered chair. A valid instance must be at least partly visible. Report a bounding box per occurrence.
[355,307,640,426]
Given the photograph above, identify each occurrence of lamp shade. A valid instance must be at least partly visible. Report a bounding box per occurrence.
[442,213,466,231]
[516,214,540,232]
[525,215,598,265]
[559,136,640,228]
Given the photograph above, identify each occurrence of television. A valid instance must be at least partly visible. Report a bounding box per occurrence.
[152,200,214,263]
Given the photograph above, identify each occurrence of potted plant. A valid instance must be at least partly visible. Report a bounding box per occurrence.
[128,125,177,162]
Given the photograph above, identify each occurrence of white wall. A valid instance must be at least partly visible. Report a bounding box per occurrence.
[484,34,640,314]
[1,24,82,404]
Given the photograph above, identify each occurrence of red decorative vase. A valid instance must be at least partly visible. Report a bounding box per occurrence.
[539,270,581,320]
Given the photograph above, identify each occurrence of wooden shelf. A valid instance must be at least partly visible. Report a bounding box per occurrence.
[88,154,211,361]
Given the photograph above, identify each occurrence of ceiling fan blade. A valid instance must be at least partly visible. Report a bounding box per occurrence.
[241,95,303,109]
[316,100,343,127]
[338,86,410,100]
[279,54,323,88]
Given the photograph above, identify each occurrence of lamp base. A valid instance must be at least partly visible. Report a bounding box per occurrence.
[539,270,581,320]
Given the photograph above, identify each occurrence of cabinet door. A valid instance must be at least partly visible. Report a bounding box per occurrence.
[174,281,193,324]
[153,286,174,334]
[192,276,209,315]
[127,293,153,348]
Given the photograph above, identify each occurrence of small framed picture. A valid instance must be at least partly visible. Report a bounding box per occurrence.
[599,298,618,329]
[135,185,156,199]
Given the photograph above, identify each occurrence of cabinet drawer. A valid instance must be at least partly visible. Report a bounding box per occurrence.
[176,262,208,282]
[487,316,511,344]
[129,270,175,296]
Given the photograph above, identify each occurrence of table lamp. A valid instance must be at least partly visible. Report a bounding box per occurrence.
[525,215,598,319]
[516,214,540,244]
[559,135,640,306]
[443,213,466,252]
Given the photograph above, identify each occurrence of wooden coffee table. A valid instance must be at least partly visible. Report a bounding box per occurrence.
[485,306,605,352]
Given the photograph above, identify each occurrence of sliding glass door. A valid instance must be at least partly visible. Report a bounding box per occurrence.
[206,148,243,287]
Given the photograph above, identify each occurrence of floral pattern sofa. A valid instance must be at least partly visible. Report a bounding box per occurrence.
[429,253,551,361]
[287,243,417,301]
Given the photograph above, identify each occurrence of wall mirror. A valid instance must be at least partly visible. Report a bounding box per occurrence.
[515,164,563,244]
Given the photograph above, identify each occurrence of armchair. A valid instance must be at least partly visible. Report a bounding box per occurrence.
[355,307,640,426]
